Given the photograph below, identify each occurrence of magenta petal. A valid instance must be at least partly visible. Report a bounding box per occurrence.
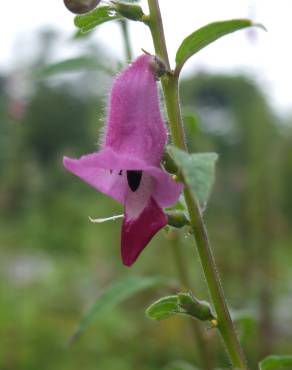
[84,147,151,170]
[64,148,183,208]
[82,148,183,208]
[147,167,184,208]
[121,197,167,266]
[62,55,184,267]
[104,55,167,166]
[63,153,128,203]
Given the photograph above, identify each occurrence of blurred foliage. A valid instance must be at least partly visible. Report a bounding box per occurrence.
[0,27,292,370]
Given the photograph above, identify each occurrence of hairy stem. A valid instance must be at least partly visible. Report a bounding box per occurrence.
[169,231,213,370]
[147,0,248,368]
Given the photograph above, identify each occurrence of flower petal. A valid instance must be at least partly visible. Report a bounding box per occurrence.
[147,167,184,208]
[84,147,151,170]
[64,148,183,208]
[83,148,183,207]
[104,55,167,166]
[63,153,128,203]
[121,197,167,266]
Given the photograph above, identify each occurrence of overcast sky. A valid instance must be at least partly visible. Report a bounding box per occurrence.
[1,0,291,115]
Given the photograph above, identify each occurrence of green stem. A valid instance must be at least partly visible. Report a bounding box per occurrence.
[183,186,247,369]
[147,0,248,368]
[169,231,213,370]
[119,19,132,62]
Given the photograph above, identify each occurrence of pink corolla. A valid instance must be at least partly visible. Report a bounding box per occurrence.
[63,55,183,266]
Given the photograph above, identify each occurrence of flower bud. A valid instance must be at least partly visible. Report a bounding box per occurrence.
[63,0,100,14]
[178,293,216,322]
[166,211,189,229]
[111,1,144,21]
[149,55,168,78]
[162,150,179,174]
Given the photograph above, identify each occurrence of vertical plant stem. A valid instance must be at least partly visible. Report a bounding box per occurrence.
[147,0,248,368]
[169,231,213,370]
[119,19,132,61]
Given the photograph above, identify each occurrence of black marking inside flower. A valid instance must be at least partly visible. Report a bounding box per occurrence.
[127,170,142,192]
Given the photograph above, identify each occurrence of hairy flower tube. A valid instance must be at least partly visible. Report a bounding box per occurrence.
[63,55,183,266]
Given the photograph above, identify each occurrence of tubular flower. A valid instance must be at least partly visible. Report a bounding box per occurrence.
[63,55,183,266]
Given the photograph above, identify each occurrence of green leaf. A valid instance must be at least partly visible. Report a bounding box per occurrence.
[164,360,201,370]
[183,112,200,137]
[259,355,292,370]
[71,275,169,343]
[175,19,265,74]
[146,295,179,320]
[168,146,218,207]
[34,56,114,78]
[74,6,122,33]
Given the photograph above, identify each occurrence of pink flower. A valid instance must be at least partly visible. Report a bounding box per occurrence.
[63,55,183,266]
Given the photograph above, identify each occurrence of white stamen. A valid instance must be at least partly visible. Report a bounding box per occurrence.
[88,214,124,223]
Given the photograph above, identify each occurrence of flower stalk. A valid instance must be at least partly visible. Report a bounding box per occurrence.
[147,0,248,368]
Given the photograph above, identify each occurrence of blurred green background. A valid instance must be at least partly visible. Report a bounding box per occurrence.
[0,25,292,370]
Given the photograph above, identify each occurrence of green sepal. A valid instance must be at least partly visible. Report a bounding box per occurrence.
[166,211,190,229]
[162,150,179,174]
[178,293,215,321]
[111,1,144,21]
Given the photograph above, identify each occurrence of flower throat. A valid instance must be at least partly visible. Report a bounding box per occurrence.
[127,170,142,192]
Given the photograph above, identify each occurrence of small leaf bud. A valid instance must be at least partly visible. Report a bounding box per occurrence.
[166,211,190,229]
[178,292,216,322]
[111,1,144,21]
[162,150,179,174]
[149,55,168,79]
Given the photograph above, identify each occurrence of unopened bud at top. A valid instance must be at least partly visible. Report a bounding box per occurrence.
[63,0,100,14]
[149,55,168,79]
